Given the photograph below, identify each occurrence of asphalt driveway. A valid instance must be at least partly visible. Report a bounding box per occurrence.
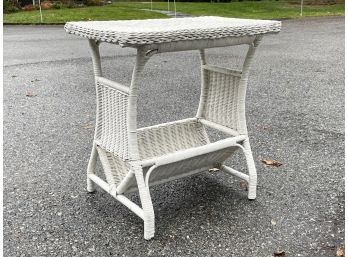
[3,16,344,257]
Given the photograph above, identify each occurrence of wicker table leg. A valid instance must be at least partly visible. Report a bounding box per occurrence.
[86,39,103,193]
[128,48,155,239]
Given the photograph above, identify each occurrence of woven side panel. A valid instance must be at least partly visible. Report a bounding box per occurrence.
[203,70,241,131]
[95,81,129,160]
[97,146,130,186]
[137,121,209,160]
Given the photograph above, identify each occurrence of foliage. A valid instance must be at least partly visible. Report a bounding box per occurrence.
[3,0,19,13]
[22,4,35,10]
[52,1,63,8]
[84,0,104,6]
[41,1,54,9]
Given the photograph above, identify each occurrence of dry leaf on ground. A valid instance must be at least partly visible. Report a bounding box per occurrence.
[82,123,94,129]
[262,159,282,167]
[26,92,37,97]
[336,247,344,257]
[240,181,248,191]
[273,250,285,256]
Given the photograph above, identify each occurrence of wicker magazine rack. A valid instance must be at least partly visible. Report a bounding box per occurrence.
[65,17,281,240]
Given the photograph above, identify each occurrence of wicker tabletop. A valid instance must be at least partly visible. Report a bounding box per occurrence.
[64,16,281,47]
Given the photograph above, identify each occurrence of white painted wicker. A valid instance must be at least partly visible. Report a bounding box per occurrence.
[65,16,280,47]
[66,17,281,240]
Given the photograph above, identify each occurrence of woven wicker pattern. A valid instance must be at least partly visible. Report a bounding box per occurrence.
[97,145,131,186]
[95,81,129,160]
[203,68,241,131]
[97,120,210,188]
[137,120,209,160]
[64,17,281,47]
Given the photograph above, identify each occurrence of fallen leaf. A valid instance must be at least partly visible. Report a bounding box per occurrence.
[82,123,94,129]
[262,159,282,167]
[26,92,37,97]
[322,245,336,250]
[336,247,344,257]
[240,181,248,191]
[274,250,285,256]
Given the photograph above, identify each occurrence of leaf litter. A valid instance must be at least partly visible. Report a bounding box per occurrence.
[262,159,282,167]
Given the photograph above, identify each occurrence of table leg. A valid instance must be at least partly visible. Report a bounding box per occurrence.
[239,38,261,199]
[87,143,98,192]
[242,138,257,200]
[86,39,102,192]
[128,48,155,240]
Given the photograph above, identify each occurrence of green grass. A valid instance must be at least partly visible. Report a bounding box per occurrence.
[3,5,167,24]
[4,1,344,24]
[119,1,345,19]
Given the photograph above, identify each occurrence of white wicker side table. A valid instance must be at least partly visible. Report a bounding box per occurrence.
[65,17,281,240]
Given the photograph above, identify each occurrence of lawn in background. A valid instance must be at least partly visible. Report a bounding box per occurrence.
[4,1,344,24]
[119,1,344,19]
[3,4,167,24]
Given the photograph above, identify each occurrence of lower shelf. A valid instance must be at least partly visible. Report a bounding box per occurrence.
[96,118,246,194]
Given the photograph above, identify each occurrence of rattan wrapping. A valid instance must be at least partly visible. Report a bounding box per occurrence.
[137,120,209,160]
[65,17,281,47]
[95,81,130,160]
[97,119,209,188]
[203,68,241,131]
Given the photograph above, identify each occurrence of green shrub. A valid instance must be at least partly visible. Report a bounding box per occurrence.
[22,3,35,10]
[3,0,19,13]
[52,1,62,8]
[64,0,75,8]
[84,0,103,6]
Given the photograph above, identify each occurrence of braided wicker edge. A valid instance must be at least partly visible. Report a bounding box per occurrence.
[64,18,281,47]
